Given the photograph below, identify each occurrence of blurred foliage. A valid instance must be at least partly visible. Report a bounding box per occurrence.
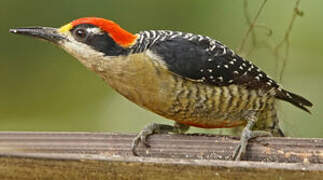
[0,0,322,137]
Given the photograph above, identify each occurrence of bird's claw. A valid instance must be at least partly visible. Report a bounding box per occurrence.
[131,124,155,156]
[232,129,272,161]
[131,122,190,156]
[232,141,246,161]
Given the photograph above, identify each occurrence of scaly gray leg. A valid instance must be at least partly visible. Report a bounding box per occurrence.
[233,111,272,161]
[131,122,189,156]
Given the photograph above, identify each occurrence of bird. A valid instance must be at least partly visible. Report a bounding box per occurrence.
[9,17,312,160]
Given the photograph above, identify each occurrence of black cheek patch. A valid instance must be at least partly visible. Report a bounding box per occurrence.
[85,33,130,56]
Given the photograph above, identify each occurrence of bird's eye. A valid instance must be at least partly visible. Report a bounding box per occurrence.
[73,28,88,41]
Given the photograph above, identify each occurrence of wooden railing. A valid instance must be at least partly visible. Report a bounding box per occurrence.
[0,132,322,179]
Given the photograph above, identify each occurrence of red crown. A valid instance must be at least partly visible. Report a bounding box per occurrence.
[71,17,137,47]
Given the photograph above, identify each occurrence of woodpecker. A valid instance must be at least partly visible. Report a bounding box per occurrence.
[10,17,312,160]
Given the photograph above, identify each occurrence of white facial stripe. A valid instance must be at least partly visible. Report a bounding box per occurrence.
[87,28,104,35]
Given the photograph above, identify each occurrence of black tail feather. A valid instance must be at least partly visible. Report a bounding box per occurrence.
[275,89,313,113]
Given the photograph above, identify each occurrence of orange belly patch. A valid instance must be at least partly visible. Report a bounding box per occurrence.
[178,120,246,129]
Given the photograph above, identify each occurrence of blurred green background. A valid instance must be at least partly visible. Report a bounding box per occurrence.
[0,0,322,137]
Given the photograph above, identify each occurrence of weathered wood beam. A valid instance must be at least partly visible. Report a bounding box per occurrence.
[0,132,322,180]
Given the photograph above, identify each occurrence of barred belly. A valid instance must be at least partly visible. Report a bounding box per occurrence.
[165,75,276,128]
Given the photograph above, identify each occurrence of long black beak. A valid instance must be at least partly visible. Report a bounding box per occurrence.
[9,27,65,43]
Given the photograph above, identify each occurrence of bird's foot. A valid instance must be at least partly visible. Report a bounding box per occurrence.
[232,110,273,161]
[233,129,272,161]
[131,122,189,156]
